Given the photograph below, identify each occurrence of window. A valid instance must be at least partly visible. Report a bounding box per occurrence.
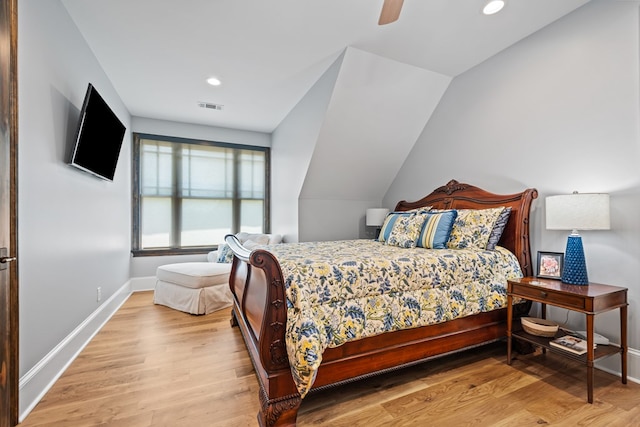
[132,133,270,256]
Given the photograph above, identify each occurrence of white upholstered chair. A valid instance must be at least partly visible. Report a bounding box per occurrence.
[153,232,282,315]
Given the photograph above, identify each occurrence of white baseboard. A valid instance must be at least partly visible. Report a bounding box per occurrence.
[18,281,133,422]
[596,346,640,385]
[130,275,156,292]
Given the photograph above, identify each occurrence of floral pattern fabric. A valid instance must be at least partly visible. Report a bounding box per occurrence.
[446,207,505,250]
[264,239,523,397]
[216,243,234,263]
[385,214,426,248]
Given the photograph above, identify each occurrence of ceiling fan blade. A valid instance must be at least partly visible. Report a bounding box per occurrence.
[378,0,404,25]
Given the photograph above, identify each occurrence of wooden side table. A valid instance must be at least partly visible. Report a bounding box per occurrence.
[506,277,628,403]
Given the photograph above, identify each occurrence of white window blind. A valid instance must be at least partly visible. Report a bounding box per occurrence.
[133,134,268,254]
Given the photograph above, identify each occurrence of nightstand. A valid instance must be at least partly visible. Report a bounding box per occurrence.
[506,277,628,403]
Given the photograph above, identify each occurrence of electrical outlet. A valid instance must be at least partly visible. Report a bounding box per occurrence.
[97,286,102,302]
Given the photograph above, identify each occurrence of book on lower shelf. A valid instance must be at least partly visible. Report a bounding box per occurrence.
[550,335,595,355]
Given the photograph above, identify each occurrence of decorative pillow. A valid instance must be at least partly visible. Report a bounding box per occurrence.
[217,232,269,263]
[216,243,234,263]
[216,238,264,263]
[236,232,271,245]
[385,214,427,248]
[486,207,512,251]
[243,240,262,250]
[447,207,505,250]
[378,212,414,242]
[416,210,458,249]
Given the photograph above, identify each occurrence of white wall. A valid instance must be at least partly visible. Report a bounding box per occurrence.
[273,47,451,243]
[299,48,451,203]
[18,0,132,416]
[131,116,271,148]
[298,48,451,242]
[299,199,377,241]
[384,0,640,377]
[271,53,344,243]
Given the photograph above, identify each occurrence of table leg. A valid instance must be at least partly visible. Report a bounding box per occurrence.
[586,313,594,403]
[621,304,628,384]
[541,303,547,354]
[507,294,513,365]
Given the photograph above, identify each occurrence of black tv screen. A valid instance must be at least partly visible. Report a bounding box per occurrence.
[68,83,126,181]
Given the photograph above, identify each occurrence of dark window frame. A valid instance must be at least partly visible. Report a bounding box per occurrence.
[131,132,270,257]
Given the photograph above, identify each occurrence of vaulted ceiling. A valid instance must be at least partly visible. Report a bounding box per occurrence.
[61,0,590,133]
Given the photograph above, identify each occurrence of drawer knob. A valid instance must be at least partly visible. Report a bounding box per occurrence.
[540,291,547,298]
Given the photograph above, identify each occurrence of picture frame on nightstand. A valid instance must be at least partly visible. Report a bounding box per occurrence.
[536,251,564,279]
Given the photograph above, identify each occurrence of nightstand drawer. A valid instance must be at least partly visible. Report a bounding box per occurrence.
[510,283,586,310]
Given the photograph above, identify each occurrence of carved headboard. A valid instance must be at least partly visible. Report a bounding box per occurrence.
[394,180,538,277]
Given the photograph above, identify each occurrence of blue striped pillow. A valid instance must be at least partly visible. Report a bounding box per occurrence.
[385,213,427,248]
[416,210,458,249]
[378,212,414,242]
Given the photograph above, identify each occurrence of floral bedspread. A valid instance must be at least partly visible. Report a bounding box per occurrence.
[263,239,523,397]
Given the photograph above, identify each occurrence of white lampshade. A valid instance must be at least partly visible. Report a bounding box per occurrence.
[545,193,610,231]
[366,208,389,227]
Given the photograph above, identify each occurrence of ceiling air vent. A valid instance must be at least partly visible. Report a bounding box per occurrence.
[197,102,224,111]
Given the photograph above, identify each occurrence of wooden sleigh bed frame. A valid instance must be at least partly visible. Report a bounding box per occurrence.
[225,179,538,426]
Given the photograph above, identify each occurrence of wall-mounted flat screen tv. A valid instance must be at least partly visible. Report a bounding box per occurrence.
[68,83,126,181]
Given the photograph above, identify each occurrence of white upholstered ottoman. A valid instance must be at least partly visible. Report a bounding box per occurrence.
[153,262,233,315]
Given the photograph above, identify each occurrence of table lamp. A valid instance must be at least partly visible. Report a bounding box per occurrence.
[366,208,389,239]
[545,192,610,285]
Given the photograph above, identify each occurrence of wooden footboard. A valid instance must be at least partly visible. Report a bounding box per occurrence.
[226,236,301,426]
[226,179,538,426]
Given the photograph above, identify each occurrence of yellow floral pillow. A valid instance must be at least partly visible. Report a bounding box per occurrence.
[386,214,426,248]
[447,207,505,250]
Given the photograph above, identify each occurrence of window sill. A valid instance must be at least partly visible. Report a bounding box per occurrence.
[131,247,217,257]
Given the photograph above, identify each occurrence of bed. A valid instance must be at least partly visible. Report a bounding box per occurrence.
[225,179,538,426]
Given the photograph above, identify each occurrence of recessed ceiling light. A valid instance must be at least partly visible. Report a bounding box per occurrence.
[206,77,221,86]
[483,0,505,15]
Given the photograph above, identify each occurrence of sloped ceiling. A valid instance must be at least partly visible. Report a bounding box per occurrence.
[61,0,590,133]
[300,47,450,202]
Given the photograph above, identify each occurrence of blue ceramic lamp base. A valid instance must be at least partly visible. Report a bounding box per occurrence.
[562,234,589,285]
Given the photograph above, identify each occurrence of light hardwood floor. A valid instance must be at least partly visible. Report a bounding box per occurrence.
[20,291,639,426]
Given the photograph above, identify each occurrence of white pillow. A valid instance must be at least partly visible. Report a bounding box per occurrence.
[206,250,219,262]
[236,232,270,245]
